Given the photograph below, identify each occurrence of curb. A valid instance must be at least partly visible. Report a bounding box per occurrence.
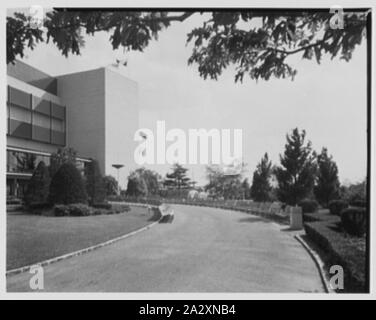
[6,204,163,277]
[295,234,336,294]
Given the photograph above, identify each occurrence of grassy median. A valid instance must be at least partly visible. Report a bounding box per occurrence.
[7,206,159,270]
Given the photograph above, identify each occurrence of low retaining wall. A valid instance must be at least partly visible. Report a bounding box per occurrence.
[162,199,303,229]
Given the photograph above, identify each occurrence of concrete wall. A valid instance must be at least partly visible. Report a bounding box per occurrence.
[7,60,57,95]
[104,67,139,188]
[57,69,106,172]
[6,76,62,154]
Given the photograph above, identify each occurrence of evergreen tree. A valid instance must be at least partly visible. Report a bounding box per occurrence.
[275,128,317,205]
[48,163,87,205]
[85,159,106,204]
[103,175,118,196]
[50,147,77,177]
[126,170,148,197]
[164,163,191,189]
[24,161,50,205]
[314,148,340,207]
[250,153,272,202]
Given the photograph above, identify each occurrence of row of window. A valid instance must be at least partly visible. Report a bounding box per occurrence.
[6,150,88,175]
[6,86,66,145]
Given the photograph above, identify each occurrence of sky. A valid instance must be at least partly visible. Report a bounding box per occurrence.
[13,10,368,186]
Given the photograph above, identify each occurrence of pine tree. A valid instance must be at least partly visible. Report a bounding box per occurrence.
[48,163,87,205]
[314,147,340,207]
[85,159,106,204]
[250,153,272,202]
[275,128,317,205]
[24,161,51,206]
[164,163,191,189]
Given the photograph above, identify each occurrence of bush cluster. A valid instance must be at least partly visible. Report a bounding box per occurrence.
[48,163,88,205]
[350,200,367,208]
[328,199,349,215]
[298,199,319,213]
[52,203,131,217]
[304,220,366,292]
[341,207,367,236]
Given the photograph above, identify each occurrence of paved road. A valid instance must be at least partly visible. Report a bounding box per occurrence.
[7,205,324,292]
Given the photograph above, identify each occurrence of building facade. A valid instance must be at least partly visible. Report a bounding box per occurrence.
[6,61,138,198]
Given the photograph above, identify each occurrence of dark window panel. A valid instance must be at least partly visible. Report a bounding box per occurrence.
[33,96,51,115]
[9,87,30,109]
[32,125,51,143]
[9,119,32,139]
[51,130,66,146]
[51,103,65,120]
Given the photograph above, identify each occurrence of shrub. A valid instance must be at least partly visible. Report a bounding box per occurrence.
[350,200,367,208]
[92,202,112,210]
[304,221,366,292]
[341,207,367,236]
[53,204,92,216]
[85,160,106,204]
[48,163,88,205]
[328,199,349,215]
[298,199,319,213]
[24,161,50,206]
[103,175,118,196]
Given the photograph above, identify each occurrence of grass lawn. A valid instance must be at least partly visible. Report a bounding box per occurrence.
[7,206,159,270]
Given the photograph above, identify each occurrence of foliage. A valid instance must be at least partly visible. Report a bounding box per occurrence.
[205,165,245,199]
[54,203,92,216]
[52,203,129,216]
[341,207,367,236]
[340,179,367,203]
[328,199,349,215]
[241,178,251,199]
[298,199,319,213]
[7,13,43,64]
[250,153,272,201]
[275,128,317,205]
[304,220,366,292]
[126,171,148,197]
[24,161,51,206]
[314,148,340,207]
[50,147,77,177]
[164,163,191,189]
[103,175,119,196]
[85,159,106,204]
[48,163,87,205]
[126,167,161,197]
[7,10,368,81]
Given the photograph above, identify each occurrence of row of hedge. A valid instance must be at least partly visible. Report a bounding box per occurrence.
[29,203,131,217]
[304,220,366,293]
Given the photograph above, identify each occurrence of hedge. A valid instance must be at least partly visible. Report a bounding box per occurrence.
[328,199,349,216]
[304,219,366,292]
[298,199,319,213]
[341,207,367,236]
[48,163,87,205]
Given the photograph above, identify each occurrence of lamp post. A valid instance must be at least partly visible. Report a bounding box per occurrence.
[112,164,124,195]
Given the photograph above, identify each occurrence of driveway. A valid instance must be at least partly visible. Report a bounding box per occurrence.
[7,204,324,292]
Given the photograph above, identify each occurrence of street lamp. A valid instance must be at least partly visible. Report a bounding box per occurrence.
[112,164,124,195]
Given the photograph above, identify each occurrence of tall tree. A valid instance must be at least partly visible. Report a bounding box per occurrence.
[103,175,118,196]
[126,167,161,197]
[126,170,148,197]
[7,10,367,81]
[314,147,340,207]
[24,161,50,205]
[275,128,317,205]
[50,147,77,177]
[85,159,106,204]
[250,153,272,202]
[164,163,191,189]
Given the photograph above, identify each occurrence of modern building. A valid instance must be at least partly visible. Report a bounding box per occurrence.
[6,60,139,198]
